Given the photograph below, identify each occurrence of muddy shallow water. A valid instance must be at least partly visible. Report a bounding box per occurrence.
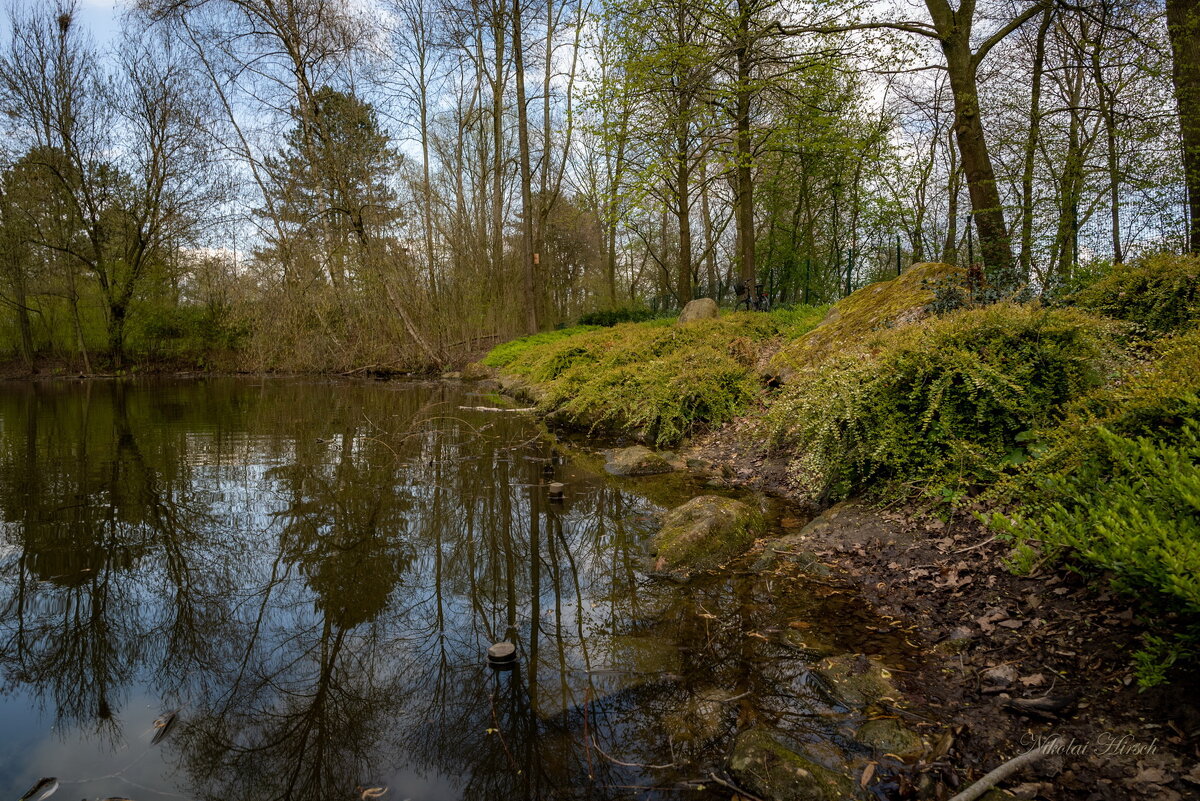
[0,378,916,801]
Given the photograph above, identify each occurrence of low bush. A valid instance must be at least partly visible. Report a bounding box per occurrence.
[990,423,1200,614]
[1068,253,1200,336]
[128,303,248,363]
[767,304,1121,502]
[486,309,826,446]
[576,307,659,327]
[988,329,1200,610]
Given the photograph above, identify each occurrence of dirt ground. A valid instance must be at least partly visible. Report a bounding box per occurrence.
[683,421,1200,801]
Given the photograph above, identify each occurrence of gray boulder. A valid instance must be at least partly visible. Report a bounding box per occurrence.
[678,297,719,323]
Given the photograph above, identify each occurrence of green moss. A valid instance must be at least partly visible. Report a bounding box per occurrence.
[481,325,600,367]
[854,718,925,760]
[490,309,824,446]
[772,262,966,374]
[1069,254,1200,336]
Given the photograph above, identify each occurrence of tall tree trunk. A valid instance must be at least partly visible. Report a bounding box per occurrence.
[925,0,1018,285]
[513,0,538,333]
[675,122,693,306]
[700,157,718,298]
[14,290,35,373]
[942,46,1014,282]
[1168,0,1200,252]
[490,5,506,288]
[734,0,755,290]
[1020,9,1052,278]
[942,146,962,264]
[1089,14,1123,263]
[419,48,437,299]
[1054,66,1087,281]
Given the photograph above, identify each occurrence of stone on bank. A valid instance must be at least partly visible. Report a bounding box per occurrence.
[604,445,676,476]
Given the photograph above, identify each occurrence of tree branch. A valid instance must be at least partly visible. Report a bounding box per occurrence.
[773,19,939,40]
[974,1,1051,65]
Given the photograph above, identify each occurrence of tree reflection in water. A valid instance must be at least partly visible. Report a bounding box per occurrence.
[0,379,914,801]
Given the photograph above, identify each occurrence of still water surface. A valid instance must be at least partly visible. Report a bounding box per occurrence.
[0,378,912,801]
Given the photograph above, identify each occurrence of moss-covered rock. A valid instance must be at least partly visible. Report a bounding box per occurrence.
[605,445,676,476]
[772,262,966,379]
[854,717,925,760]
[814,654,899,708]
[728,727,857,801]
[460,361,498,381]
[652,495,761,578]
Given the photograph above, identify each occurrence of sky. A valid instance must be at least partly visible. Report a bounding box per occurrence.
[70,0,124,45]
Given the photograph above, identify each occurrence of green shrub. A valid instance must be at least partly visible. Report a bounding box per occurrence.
[577,307,660,326]
[985,329,1200,683]
[128,303,248,363]
[768,304,1120,501]
[1069,253,1200,336]
[481,325,600,368]
[557,344,760,445]
[989,422,1200,616]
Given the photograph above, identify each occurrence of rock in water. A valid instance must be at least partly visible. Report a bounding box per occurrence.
[678,297,719,323]
[604,445,675,476]
[729,728,855,801]
[813,654,899,708]
[854,718,925,760]
[652,495,760,578]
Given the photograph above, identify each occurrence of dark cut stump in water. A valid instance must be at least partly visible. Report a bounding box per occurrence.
[487,641,517,669]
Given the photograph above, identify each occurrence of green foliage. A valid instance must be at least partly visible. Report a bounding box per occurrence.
[127,303,248,364]
[1068,254,1200,336]
[765,304,830,338]
[481,326,601,368]
[1132,633,1197,689]
[986,330,1200,653]
[491,311,814,446]
[576,307,659,326]
[555,343,759,446]
[768,304,1119,502]
[992,423,1200,614]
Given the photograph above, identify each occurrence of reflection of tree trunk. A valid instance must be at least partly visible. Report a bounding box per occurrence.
[526,461,541,722]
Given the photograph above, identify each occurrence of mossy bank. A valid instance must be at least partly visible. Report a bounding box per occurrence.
[474,256,1200,801]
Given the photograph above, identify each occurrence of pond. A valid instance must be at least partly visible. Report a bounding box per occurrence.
[0,378,916,801]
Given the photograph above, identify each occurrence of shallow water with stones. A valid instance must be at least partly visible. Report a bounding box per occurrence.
[0,377,918,801]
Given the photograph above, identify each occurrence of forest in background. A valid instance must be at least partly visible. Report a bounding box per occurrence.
[0,0,1189,372]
